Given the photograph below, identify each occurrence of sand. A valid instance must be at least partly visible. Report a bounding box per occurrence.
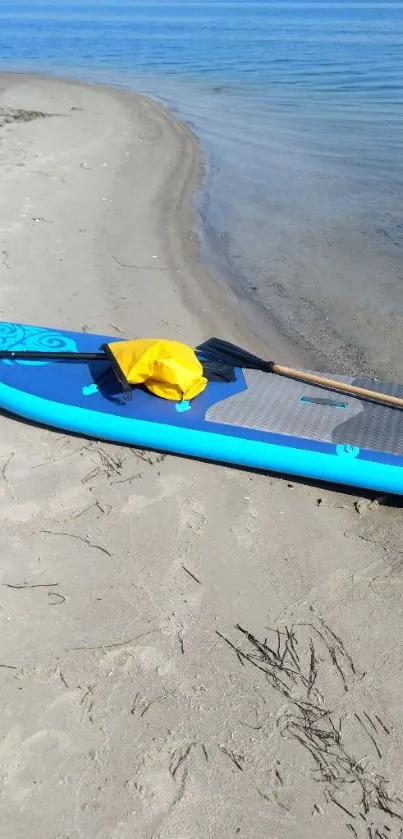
[0,74,403,839]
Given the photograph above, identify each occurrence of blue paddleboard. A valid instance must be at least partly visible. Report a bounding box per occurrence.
[0,321,402,495]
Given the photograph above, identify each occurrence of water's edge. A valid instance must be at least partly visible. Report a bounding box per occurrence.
[1,2,403,380]
[2,67,403,380]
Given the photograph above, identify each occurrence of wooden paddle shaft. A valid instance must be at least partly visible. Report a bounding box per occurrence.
[272,363,403,410]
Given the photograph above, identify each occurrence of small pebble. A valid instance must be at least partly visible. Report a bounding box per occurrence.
[354,498,376,514]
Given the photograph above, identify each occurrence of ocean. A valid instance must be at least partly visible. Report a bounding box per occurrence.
[0,0,402,375]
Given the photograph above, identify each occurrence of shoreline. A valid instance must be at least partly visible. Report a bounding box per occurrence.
[0,70,306,367]
[1,72,403,839]
[2,70,402,382]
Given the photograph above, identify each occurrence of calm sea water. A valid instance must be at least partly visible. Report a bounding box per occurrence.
[0,1,403,374]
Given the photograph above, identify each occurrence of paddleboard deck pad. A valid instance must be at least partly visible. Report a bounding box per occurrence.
[0,321,402,494]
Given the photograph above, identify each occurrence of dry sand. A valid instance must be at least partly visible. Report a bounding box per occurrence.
[0,74,403,839]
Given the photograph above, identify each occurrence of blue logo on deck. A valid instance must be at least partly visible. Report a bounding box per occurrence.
[336,443,360,458]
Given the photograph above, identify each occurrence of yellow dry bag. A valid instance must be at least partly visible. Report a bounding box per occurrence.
[103,338,207,401]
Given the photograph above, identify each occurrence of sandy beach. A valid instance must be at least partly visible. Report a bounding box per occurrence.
[1,74,403,839]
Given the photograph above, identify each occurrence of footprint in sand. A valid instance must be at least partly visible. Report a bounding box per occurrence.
[0,499,41,523]
[122,474,186,516]
[232,504,261,550]
[177,497,206,536]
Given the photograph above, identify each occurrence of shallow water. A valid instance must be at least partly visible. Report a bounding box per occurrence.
[1,1,403,374]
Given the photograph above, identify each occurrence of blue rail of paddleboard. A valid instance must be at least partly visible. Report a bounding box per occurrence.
[0,322,402,494]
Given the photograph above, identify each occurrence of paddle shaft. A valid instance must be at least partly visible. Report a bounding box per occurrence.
[0,347,401,410]
[0,350,106,361]
[272,363,403,410]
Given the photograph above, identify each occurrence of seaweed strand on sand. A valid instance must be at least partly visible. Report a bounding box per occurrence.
[217,616,401,836]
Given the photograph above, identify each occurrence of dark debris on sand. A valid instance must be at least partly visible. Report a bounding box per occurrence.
[0,108,51,128]
[218,615,402,838]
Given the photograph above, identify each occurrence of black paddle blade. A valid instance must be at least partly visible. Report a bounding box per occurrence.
[201,358,236,383]
[196,337,274,373]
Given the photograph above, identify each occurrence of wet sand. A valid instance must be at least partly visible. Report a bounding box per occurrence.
[1,74,403,839]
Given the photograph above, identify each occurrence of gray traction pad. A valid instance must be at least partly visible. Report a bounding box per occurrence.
[206,369,403,456]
